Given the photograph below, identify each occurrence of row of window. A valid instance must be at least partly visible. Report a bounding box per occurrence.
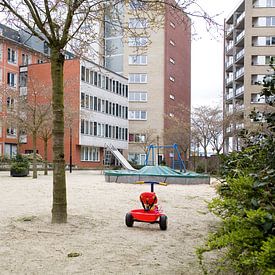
[128,73,147,83]
[128,55,175,66]
[80,119,128,141]
[81,146,99,162]
[0,46,40,65]
[129,74,174,87]
[80,92,128,119]
[252,36,275,46]
[129,133,145,143]
[128,110,147,120]
[128,37,175,48]
[129,91,147,102]
[128,18,148,29]
[254,0,275,7]
[0,70,18,87]
[81,65,128,98]
[253,16,275,27]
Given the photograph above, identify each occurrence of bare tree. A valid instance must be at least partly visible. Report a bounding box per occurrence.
[133,128,157,154]
[164,103,190,161]
[0,0,219,223]
[38,117,52,175]
[16,77,52,179]
[191,105,215,173]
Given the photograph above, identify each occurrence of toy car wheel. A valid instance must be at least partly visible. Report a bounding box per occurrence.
[159,215,167,230]
[125,213,134,227]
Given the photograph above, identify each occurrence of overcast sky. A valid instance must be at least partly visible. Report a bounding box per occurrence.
[191,0,241,107]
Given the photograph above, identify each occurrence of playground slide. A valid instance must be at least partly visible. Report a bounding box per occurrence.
[106,144,136,171]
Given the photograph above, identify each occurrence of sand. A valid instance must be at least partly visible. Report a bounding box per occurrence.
[0,170,218,275]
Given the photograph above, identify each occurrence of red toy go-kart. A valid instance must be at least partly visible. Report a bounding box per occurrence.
[125,181,168,230]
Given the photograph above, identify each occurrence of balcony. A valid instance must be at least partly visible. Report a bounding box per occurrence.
[235,30,245,46]
[235,104,244,111]
[226,92,234,100]
[226,41,234,54]
[226,25,234,39]
[235,67,244,80]
[235,48,244,62]
[226,59,234,71]
[236,12,245,26]
[236,85,244,97]
[226,77,233,87]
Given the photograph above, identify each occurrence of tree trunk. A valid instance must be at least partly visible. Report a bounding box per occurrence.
[50,48,67,223]
[44,138,48,175]
[32,132,37,179]
[204,147,208,173]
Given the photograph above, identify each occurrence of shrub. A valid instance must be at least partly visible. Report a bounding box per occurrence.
[197,58,275,274]
[10,155,30,177]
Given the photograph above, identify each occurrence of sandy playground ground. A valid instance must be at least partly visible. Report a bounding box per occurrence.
[0,170,218,275]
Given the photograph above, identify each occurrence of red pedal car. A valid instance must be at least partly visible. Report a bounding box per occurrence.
[125,181,168,230]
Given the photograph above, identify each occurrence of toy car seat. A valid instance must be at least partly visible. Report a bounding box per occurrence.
[140,192,158,211]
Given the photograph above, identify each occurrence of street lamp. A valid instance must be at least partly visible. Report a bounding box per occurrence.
[157,135,159,165]
[69,127,72,173]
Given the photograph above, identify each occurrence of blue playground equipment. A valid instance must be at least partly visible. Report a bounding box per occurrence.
[144,143,186,172]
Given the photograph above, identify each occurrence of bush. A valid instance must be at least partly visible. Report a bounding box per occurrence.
[10,155,30,177]
[195,163,205,173]
[197,58,275,274]
[197,137,275,274]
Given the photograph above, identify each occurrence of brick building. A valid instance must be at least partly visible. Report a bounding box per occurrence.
[104,1,191,165]
[0,23,48,158]
[20,58,129,168]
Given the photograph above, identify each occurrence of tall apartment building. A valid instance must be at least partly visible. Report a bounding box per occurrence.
[224,0,275,153]
[105,1,191,165]
[20,59,129,168]
[0,23,48,158]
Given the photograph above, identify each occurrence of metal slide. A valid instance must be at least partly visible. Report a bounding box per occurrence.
[105,144,136,171]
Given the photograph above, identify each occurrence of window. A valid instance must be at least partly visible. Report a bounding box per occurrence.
[128,37,148,47]
[85,95,89,109]
[81,119,84,134]
[129,18,148,28]
[128,73,147,83]
[81,93,85,107]
[129,133,146,143]
[169,76,175,82]
[81,146,99,162]
[85,68,90,82]
[169,57,175,64]
[81,66,85,81]
[267,0,275,7]
[266,16,275,26]
[7,48,17,64]
[170,94,175,100]
[129,91,147,102]
[169,39,175,46]
[252,36,275,46]
[7,97,15,110]
[0,43,2,61]
[7,72,16,87]
[266,36,275,45]
[129,55,147,65]
[21,53,30,65]
[129,110,147,120]
[251,93,266,103]
[7,127,16,137]
[128,153,146,165]
[129,0,146,9]
[170,21,176,28]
